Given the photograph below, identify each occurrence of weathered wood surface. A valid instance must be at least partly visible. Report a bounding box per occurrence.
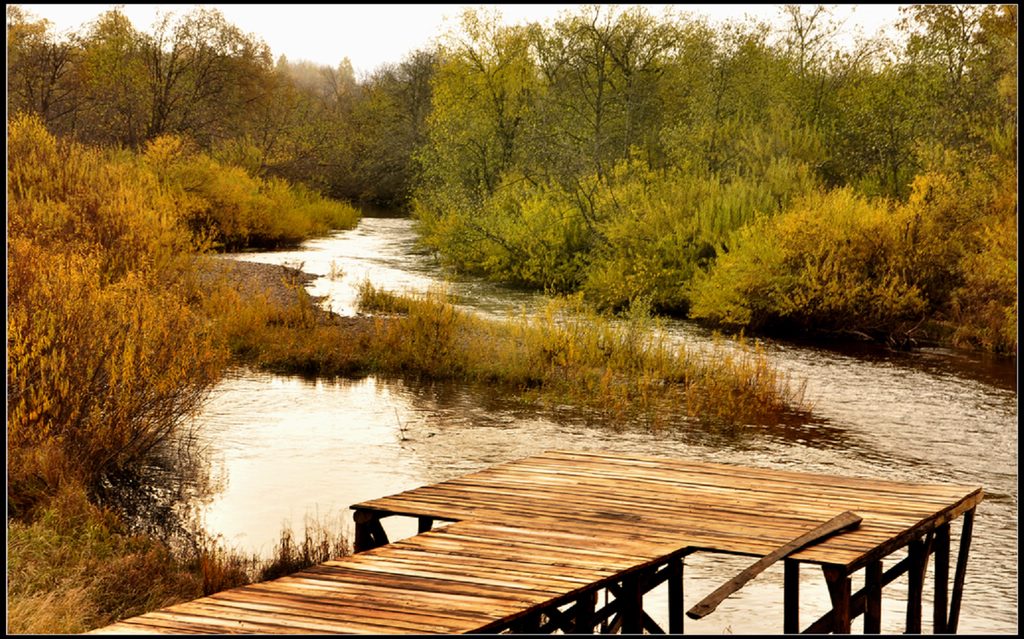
[356,450,981,569]
[91,450,982,634]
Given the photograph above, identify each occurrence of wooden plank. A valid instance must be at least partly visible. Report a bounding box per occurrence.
[366,489,896,548]
[364,469,974,520]
[363,471,978,535]
[364,486,977,570]
[538,450,980,497]
[233,581,499,626]
[401,477,939,523]
[359,546,611,582]
[194,592,471,634]
[363,471,976,528]
[687,511,862,620]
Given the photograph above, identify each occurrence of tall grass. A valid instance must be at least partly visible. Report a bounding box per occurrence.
[357,284,807,424]
[220,275,806,425]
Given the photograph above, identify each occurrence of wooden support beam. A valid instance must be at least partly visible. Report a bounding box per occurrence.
[822,565,852,634]
[804,555,912,634]
[905,532,934,634]
[863,560,883,634]
[594,589,621,632]
[573,591,598,634]
[537,599,591,634]
[669,557,685,634]
[605,612,623,635]
[621,574,644,634]
[606,574,663,635]
[947,507,976,633]
[933,523,950,634]
[784,559,799,634]
[646,559,676,592]
[353,509,377,553]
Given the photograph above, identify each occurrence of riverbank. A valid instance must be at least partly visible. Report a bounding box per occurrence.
[199,256,378,338]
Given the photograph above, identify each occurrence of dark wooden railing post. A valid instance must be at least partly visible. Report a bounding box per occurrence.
[573,590,597,633]
[353,509,389,552]
[784,559,800,633]
[947,507,976,633]
[621,573,644,634]
[822,565,852,634]
[668,556,685,634]
[864,560,883,634]
[933,523,951,633]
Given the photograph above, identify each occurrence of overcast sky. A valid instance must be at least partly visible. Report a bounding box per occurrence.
[15,4,906,76]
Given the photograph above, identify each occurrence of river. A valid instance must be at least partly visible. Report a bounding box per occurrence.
[189,213,1016,634]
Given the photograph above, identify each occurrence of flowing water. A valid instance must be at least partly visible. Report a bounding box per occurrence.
[188,213,1016,634]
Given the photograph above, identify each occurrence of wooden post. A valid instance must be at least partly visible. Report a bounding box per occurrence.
[864,560,883,634]
[668,557,685,634]
[353,509,374,553]
[947,507,976,633]
[933,523,950,633]
[905,536,929,634]
[784,559,799,633]
[621,574,644,634]
[823,565,852,634]
[353,509,389,552]
[573,591,597,634]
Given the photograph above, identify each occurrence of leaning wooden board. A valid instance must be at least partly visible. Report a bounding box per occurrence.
[91,450,982,634]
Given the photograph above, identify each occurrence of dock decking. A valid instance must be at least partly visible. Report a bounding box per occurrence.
[91,450,982,634]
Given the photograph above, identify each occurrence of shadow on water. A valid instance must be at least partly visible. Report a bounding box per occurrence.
[96,428,224,551]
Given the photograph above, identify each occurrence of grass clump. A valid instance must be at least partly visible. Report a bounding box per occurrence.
[219,277,806,425]
[356,284,807,425]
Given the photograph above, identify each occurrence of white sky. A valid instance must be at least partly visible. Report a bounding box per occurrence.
[15,4,906,76]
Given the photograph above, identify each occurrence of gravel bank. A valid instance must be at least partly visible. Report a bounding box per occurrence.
[197,256,376,333]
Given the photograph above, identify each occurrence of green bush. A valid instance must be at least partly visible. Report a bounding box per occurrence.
[689,188,930,342]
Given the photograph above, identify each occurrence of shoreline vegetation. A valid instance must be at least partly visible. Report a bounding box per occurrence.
[6,2,1016,634]
[216,262,810,426]
[6,115,358,634]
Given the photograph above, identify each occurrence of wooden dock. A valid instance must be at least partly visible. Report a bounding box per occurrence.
[91,450,982,634]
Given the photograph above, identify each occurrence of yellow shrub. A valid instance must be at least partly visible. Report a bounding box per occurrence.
[7,115,226,509]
